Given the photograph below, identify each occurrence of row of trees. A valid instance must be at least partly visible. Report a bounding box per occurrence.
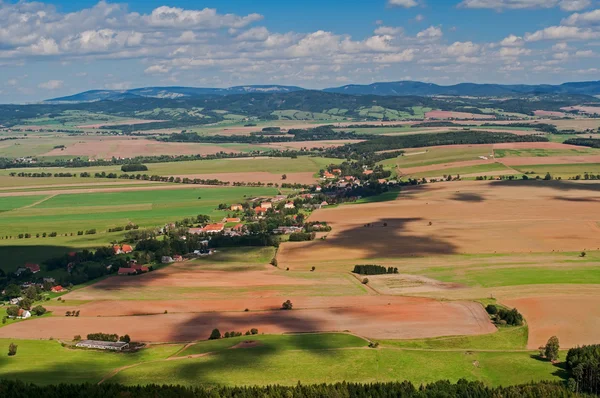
[485,305,524,326]
[0,379,584,396]
[352,265,399,275]
[85,333,131,343]
[209,328,259,340]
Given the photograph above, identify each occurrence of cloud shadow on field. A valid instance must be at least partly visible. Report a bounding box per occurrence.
[451,192,486,202]
[284,217,458,261]
[491,179,600,193]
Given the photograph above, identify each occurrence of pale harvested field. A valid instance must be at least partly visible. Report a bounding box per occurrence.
[561,106,600,114]
[398,159,497,175]
[503,295,600,349]
[0,180,163,191]
[425,111,495,120]
[76,119,166,129]
[499,155,600,166]
[0,183,217,197]
[42,137,253,159]
[173,172,317,185]
[278,180,600,267]
[0,296,494,342]
[533,110,567,118]
[535,118,600,131]
[263,140,362,150]
[492,142,582,150]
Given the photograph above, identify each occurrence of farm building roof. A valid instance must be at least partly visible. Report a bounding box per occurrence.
[24,263,40,273]
[76,340,129,349]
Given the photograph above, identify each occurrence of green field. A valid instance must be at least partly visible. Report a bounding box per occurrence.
[0,333,561,387]
[380,146,494,169]
[512,163,600,178]
[404,163,511,179]
[494,148,600,158]
[0,156,340,178]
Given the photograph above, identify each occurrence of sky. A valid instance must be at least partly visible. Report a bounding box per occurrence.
[1,0,600,103]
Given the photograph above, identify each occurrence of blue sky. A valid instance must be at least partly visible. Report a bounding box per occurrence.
[1,0,599,103]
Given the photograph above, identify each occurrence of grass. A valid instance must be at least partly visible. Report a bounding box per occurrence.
[176,333,368,357]
[405,163,511,179]
[378,325,528,350]
[0,339,183,385]
[110,344,559,387]
[494,148,600,158]
[512,163,600,178]
[379,146,493,169]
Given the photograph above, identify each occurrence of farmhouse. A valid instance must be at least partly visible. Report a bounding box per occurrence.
[284,202,295,209]
[223,217,241,223]
[118,267,137,275]
[9,297,23,305]
[323,172,335,179]
[121,244,133,254]
[17,309,31,319]
[113,245,123,255]
[261,202,273,209]
[188,228,204,235]
[254,206,268,216]
[202,223,225,234]
[363,170,373,176]
[76,340,129,351]
[273,226,303,235]
[161,256,174,264]
[230,204,243,211]
[332,168,342,174]
[24,263,40,274]
[51,285,66,293]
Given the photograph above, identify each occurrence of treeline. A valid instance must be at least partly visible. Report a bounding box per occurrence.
[158,126,370,144]
[0,380,587,397]
[328,131,549,158]
[353,264,399,275]
[0,149,311,170]
[481,122,557,133]
[566,344,600,394]
[564,138,600,148]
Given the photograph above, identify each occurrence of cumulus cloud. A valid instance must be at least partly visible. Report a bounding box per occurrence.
[144,65,171,74]
[563,9,600,25]
[388,0,419,8]
[417,26,443,39]
[499,46,531,56]
[458,0,590,10]
[446,41,480,57]
[38,80,64,90]
[500,34,525,47]
[525,25,600,41]
[374,26,404,35]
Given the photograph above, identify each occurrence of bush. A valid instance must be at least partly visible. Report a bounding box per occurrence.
[352,265,398,275]
[281,300,293,310]
[485,304,498,315]
[362,278,369,284]
[121,164,148,173]
[119,334,131,343]
[545,336,560,361]
[73,335,82,341]
[8,343,17,356]
[85,229,97,235]
[250,328,258,335]
[31,305,47,316]
[209,329,221,340]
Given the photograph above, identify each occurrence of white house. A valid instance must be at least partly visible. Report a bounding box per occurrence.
[284,202,295,209]
[17,309,31,319]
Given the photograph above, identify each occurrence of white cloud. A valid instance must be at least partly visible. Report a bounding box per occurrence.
[417,26,443,39]
[38,80,64,90]
[145,65,171,74]
[500,34,525,46]
[388,0,419,8]
[575,49,595,56]
[235,27,270,41]
[446,41,480,57]
[563,9,600,25]
[458,0,590,10]
[142,6,262,29]
[374,26,404,35]
[374,49,416,63]
[414,14,425,22]
[552,42,569,50]
[525,26,600,41]
[499,47,531,56]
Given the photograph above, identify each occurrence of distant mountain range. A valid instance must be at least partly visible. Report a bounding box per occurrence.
[46,81,600,103]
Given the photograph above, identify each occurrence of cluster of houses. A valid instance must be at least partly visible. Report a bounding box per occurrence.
[15,263,40,276]
[118,259,150,275]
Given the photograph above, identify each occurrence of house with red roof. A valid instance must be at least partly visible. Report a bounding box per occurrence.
[202,223,225,234]
[223,217,241,223]
[261,201,273,209]
[17,309,31,319]
[118,267,137,275]
[121,244,133,254]
[188,227,204,235]
[254,206,268,216]
[51,285,66,293]
[24,263,40,274]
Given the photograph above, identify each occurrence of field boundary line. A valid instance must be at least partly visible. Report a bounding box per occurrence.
[17,194,57,210]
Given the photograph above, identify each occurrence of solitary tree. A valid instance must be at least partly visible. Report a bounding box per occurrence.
[281,174,287,180]
[281,300,293,310]
[209,328,221,340]
[8,343,17,356]
[544,336,560,361]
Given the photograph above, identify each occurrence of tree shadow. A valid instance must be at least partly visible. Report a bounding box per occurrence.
[451,192,486,202]
[552,196,600,203]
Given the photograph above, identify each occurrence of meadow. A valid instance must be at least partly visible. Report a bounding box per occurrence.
[0,333,561,387]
